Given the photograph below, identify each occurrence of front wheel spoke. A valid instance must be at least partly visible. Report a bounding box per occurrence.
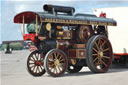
[33,55,37,61]
[40,66,44,71]
[58,66,61,72]
[30,58,35,62]
[56,53,60,59]
[48,63,55,67]
[31,56,36,61]
[29,64,35,68]
[29,62,35,64]
[54,53,57,59]
[38,54,41,61]
[59,59,64,62]
[58,55,63,61]
[36,53,39,60]
[53,67,57,73]
[38,66,42,72]
[36,66,39,73]
[48,58,54,62]
[33,66,36,72]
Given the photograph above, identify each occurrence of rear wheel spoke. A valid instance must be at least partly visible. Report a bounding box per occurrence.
[103,48,109,52]
[103,56,110,59]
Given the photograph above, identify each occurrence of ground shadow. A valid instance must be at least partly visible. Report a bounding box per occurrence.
[62,65,128,77]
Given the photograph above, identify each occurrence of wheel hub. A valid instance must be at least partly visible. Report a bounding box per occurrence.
[54,59,60,66]
[35,61,42,66]
[98,51,103,58]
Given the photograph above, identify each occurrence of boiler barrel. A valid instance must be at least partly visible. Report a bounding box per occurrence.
[43,4,75,14]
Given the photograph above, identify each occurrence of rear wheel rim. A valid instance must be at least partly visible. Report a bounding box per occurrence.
[92,37,112,72]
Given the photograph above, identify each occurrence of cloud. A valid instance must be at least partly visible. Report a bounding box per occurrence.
[1,0,128,42]
[15,4,26,13]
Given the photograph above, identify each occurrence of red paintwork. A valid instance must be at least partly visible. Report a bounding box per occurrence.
[35,61,42,65]
[99,12,106,18]
[14,11,40,24]
[114,53,128,59]
[23,33,36,41]
[114,53,128,56]
[23,33,38,46]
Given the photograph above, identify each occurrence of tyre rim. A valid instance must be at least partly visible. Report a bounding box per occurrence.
[92,38,112,71]
[28,52,45,73]
[47,51,67,74]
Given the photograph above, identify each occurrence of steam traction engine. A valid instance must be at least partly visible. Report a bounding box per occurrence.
[14,4,117,77]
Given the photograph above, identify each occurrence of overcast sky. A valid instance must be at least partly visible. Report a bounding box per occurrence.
[0,0,128,43]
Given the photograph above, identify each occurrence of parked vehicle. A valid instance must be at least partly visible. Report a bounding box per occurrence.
[14,4,117,77]
[5,43,12,54]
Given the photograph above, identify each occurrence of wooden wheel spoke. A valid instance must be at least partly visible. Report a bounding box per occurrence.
[100,60,107,67]
[58,66,61,72]
[48,57,54,62]
[33,54,38,61]
[38,54,41,61]
[98,39,101,46]
[29,59,35,63]
[103,56,110,59]
[53,67,57,73]
[36,53,39,60]
[36,66,39,73]
[93,57,98,62]
[30,60,35,63]
[59,59,64,62]
[38,66,42,72]
[96,59,101,65]
[95,42,100,50]
[29,64,35,68]
[54,53,57,59]
[101,40,106,47]
[56,53,60,59]
[93,48,98,52]
[58,55,63,60]
[31,56,36,61]
[103,48,109,52]
[48,63,55,67]
[92,53,98,56]
[48,61,54,65]
[39,66,43,71]
[33,66,36,72]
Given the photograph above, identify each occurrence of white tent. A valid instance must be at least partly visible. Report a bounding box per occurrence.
[94,7,128,54]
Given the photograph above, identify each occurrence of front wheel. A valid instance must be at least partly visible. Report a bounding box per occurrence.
[86,35,113,73]
[44,49,68,77]
[27,50,46,76]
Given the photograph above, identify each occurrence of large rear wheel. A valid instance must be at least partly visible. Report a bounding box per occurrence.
[27,50,46,76]
[86,35,113,73]
[44,49,68,77]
